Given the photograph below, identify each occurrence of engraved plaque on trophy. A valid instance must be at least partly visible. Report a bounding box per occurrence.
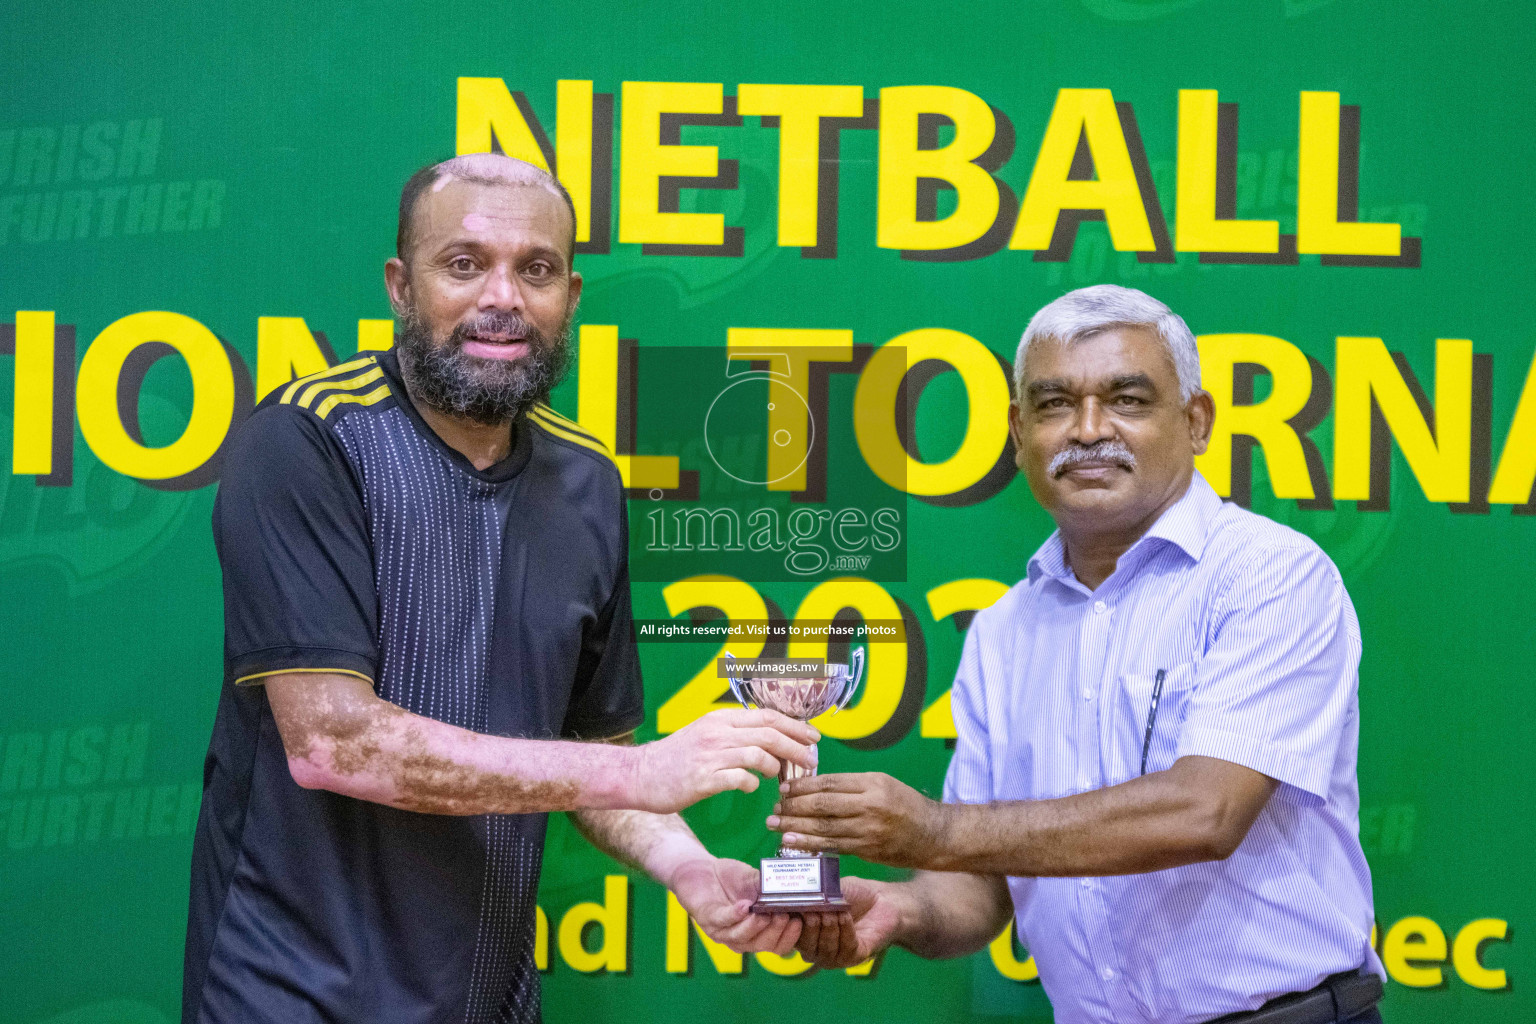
[725,649,865,913]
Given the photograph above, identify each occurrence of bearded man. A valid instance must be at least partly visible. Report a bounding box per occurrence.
[182,154,811,1024]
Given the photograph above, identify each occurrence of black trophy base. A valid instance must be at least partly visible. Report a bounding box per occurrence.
[750,853,848,914]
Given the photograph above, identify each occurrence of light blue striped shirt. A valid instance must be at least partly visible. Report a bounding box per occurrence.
[943,472,1384,1024]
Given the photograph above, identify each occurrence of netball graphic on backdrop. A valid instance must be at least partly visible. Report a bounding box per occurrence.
[704,349,813,487]
[631,343,907,582]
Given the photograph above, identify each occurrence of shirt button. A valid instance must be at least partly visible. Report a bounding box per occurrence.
[1080,878,1091,889]
[1081,688,1093,700]
[1102,966,1115,981]
[1093,600,1107,614]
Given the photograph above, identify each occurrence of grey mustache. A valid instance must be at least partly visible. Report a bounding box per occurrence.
[460,312,531,338]
[1049,441,1136,478]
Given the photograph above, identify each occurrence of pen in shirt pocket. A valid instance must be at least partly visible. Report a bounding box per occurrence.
[1139,668,1166,777]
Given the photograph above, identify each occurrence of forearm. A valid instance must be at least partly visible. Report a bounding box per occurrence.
[272,673,819,819]
[931,761,1264,876]
[570,808,711,889]
[568,732,712,887]
[279,686,637,815]
[886,871,1012,960]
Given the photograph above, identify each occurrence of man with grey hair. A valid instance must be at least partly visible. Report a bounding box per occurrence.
[183,154,812,1024]
[775,284,1385,1023]
[1014,283,1204,401]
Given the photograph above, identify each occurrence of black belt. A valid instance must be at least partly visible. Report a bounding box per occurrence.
[1204,968,1384,1024]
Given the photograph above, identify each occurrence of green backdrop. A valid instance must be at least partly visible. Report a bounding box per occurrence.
[2,1,1531,1021]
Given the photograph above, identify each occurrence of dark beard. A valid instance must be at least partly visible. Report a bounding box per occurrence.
[395,306,573,425]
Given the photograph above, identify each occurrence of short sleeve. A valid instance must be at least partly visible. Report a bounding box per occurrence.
[1175,543,1361,802]
[214,404,378,686]
[559,492,644,739]
[942,625,994,805]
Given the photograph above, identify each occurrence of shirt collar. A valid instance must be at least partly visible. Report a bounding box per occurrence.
[1136,470,1221,563]
[1025,471,1222,584]
[1026,531,1072,583]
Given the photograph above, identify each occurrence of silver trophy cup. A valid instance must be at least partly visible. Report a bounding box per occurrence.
[727,648,865,913]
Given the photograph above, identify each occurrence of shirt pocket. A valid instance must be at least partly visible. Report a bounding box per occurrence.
[1113,660,1198,781]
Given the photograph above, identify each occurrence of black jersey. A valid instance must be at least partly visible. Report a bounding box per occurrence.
[184,350,643,1024]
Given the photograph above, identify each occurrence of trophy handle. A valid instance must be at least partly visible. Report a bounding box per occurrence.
[723,652,749,707]
[837,646,865,711]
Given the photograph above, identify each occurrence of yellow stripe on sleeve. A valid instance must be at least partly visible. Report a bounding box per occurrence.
[279,355,377,405]
[297,366,385,410]
[314,383,393,420]
[235,667,376,686]
[527,407,613,458]
[531,402,602,442]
